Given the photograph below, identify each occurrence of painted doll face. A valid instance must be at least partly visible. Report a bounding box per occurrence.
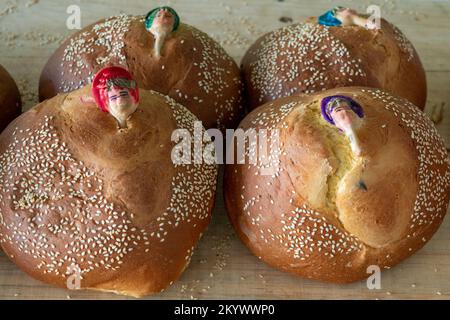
[329,100,357,131]
[107,86,133,110]
[106,86,138,128]
[322,96,364,156]
[337,8,357,18]
[335,8,357,26]
[154,9,174,28]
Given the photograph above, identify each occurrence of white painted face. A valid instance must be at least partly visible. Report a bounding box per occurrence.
[107,86,138,128]
[329,100,362,156]
[149,9,176,58]
[338,8,357,18]
[153,9,175,29]
[108,87,132,108]
[335,8,356,26]
[330,101,356,132]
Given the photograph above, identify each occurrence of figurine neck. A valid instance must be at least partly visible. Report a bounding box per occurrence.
[108,102,138,129]
[150,24,173,58]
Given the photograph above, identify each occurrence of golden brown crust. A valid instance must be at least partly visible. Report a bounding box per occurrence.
[242,19,427,111]
[0,65,21,132]
[39,15,243,130]
[0,86,218,297]
[224,87,449,283]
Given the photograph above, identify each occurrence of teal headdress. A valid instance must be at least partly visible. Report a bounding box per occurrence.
[145,6,180,31]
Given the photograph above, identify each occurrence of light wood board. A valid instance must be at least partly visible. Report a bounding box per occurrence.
[0,0,449,300]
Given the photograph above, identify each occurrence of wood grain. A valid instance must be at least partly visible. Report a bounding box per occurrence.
[0,0,448,300]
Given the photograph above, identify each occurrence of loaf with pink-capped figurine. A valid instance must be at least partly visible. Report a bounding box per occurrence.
[39,7,243,130]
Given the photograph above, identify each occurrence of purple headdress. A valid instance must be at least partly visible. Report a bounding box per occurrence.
[321,95,364,125]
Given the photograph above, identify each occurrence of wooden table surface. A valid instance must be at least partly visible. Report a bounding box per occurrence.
[0,0,449,300]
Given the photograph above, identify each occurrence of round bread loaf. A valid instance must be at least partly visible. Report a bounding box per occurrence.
[224,87,449,283]
[0,85,218,297]
[39,13,243,130]
[242,17,427,110]
[0,64,21,132]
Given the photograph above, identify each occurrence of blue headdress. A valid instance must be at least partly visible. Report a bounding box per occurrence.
[318,7,344,27]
